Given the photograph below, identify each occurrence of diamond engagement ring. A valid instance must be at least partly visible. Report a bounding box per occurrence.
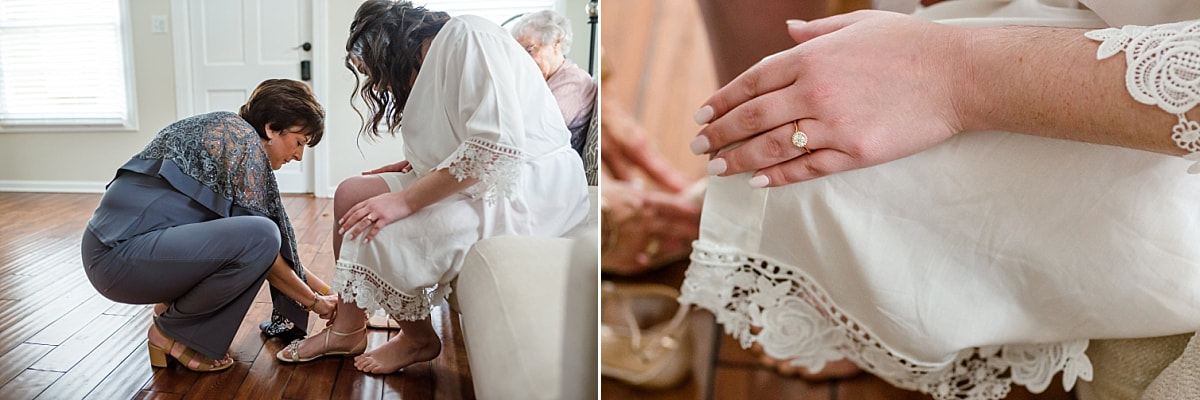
[791,120,811,153]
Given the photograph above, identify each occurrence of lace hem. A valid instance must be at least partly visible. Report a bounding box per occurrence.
[434,137,524,203]
[680,241,1093,400]
[331,260,451,321]
[1085,19,1200,172]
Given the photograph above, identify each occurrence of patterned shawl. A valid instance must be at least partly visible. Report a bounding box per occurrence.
[132,111,308,333]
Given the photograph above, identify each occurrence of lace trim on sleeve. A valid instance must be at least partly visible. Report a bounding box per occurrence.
[680,241,1093,400]
[1085,20,1200,172]
[434,136,524,203]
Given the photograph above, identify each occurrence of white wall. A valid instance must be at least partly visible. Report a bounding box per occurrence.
[0,0,177,192]
[0,0,597,195]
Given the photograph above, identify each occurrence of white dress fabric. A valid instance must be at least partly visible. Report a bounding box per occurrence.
[334,15,589,322]
[681,1,1200,399]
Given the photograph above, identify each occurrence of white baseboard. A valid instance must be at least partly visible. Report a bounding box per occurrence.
[0,180,336,197]
[0,180,107,193]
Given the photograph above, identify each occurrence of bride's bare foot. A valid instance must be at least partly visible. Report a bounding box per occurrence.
[147,324,233,370]
[353,320,441,374]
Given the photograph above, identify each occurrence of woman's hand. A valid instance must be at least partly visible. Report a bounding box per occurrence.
[601,177,701,275]
[339,191,414,242]
[601,97,693,193]
[363,160,413,175]
[311,294,339,320]
[692,11,970,187]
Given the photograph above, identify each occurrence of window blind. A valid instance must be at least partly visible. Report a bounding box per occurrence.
[0,0,134,129]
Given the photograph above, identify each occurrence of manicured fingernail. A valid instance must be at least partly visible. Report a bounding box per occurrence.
[338,228,345,235]
[786,19,806,26]
[694,105,714,125]
[749,175,769,188]
[706,158,727,175]
[690,136,710,154]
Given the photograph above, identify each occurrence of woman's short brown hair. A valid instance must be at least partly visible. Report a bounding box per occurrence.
[238,79,325,147]
[346,0,450,139]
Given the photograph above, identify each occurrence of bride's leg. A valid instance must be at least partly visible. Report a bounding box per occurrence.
[333,175,390,259]
[286,300,369,359]
[354,317,441,374]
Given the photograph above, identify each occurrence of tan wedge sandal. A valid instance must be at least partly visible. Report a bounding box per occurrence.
[147,329,234,372]
[275,326,368,363]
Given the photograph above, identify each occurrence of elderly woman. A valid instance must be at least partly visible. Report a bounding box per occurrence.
[275,0,589,375]
[509,10,596,155]
[81,79,338,372]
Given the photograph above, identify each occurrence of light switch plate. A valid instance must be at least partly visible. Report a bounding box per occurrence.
[151,15,168,34]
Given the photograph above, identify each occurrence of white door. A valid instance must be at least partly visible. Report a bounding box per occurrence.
[183,0,314,193]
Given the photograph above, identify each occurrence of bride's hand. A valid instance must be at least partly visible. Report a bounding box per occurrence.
[693,11,968,187]
[339,192,415,242]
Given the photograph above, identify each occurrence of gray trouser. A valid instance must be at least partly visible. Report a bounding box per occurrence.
[81,216,279,360]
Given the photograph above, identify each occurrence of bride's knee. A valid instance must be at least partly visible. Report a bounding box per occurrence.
[334,176,389,216]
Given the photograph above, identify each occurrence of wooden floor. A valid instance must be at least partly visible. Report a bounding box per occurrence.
[0,192,474,400]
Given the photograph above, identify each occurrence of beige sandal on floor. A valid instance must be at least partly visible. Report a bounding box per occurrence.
[275,326,368,363]
[600,282,692,389]
[147,326,234,372]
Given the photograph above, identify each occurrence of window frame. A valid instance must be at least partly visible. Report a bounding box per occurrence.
[0,0,139,133]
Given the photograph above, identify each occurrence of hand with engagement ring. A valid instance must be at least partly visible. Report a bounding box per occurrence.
[338,191,415,242]
[691,11,966,188]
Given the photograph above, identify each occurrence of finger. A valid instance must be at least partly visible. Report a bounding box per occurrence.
[693,46,802,130]
[629,147,691,193]
[347,213,375,240]
[603,151,636,181]
[749,149,858,188]
[787,10,882,45]
[362,220,386,243]
[711,118,822,177]
[697,82,806,155]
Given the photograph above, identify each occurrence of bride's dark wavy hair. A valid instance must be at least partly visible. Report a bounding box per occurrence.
[346,0,450,139]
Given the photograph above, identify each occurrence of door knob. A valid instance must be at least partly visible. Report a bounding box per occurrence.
[296,42,312,52]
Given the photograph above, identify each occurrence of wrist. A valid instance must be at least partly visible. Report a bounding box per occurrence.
[303,292,320,311]
[317,284,331,296]
[950,25,992,134]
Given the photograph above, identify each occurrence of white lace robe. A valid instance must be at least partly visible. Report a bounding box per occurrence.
[682,1,1200,399]
[334,15,589,321]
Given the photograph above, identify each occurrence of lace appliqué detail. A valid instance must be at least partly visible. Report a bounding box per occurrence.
[1086,20,1200,172]
[332,260,451,321]
[680,241,1093,400]
[435,137,524,203]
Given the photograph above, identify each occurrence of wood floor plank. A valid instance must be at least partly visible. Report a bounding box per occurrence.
[281,357,341,400]
[0,277,98,355]
[0,343,54,388]
[31,314,129,372]
[82,337,156,400]
[230,341,294,400]
[5,369,64,400]
[179,361,252,400]
[144,362,201,394]
[330,356,384,400]
[25,293,113,346]
[134,391,184,400]
[34,309,150,400]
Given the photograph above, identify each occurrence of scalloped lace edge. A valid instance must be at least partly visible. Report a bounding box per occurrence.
[1085,19,1200,173]
[332,260,451,321]
[680,241,1093,400]
[434,137,524,203]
